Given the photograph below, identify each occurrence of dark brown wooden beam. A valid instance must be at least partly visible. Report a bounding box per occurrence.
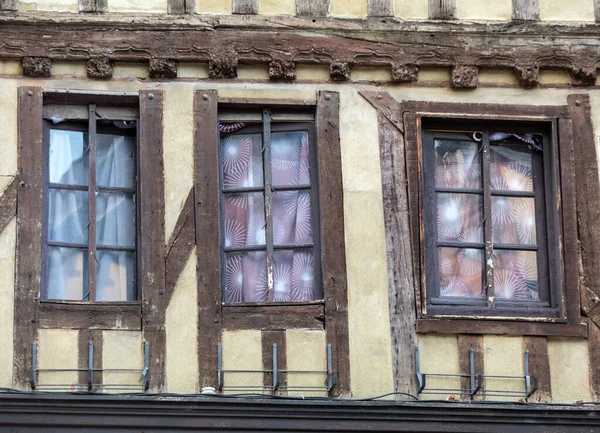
[458,335,484,400]
[78,329,103,391]
[317,91,351,398]
[262,330,286,395]
[368,0,393,17]
[139,89,167,394]
[360,90,418,398]
[417,319,587,337]
[223,304,325,330]
[14,86,43,390]
[233,0,258,14]
[429,0,455,19]
[589,322,600,401]
[165,187,196,307]
[513,0,539,21]
[596,0,600,22]
[0,177,17,235]
[523,336,551,402]
[38,302,142,330]
[194,90,221,390]
[297,0,330,16]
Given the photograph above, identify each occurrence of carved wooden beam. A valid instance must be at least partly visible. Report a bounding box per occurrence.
[391,64,419,83]
[269,60,296,82]
[86,58,113,79]
[329,62,350,82]
[22,57,51,78]
[149,59,178,79]
[451,65,479,89]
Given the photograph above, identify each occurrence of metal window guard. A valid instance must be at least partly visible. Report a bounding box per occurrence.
[31,340,150,393]
[217,342,337,394]
[415,346,538,399]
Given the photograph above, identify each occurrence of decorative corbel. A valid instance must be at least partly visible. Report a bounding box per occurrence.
[514,65,539,89]
[22,57,52,78]
[268,60,296,82]
[329,62,350,82]
[391,64,419,83]
[149,59,178,79]
[451,65,479,89]
[86,58,113,79]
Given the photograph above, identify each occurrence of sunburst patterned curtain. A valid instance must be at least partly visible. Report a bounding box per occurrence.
[221,129,315,303]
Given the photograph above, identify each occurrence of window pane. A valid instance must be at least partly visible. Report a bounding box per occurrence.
[271,131,310,187]
[438,247,484,298]
[272,190,313,245]
[95,250,135,301]
[222,133,264,189]
[493,250,539,300]
[96,192,135,247]
[490,143,533,192]
[96,133,136,189]
[46,246,88,300]
[492,197,537,245]
[224,192,265,247]
[49,129,89,186]
[434,139,481,189]
[225,251,267,303]
[48,189,89,244]
[437,193,483,242]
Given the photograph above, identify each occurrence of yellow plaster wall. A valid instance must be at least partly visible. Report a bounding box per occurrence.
[107,0,167,13]
[351,67,392,82]
[237,65,270,80]
[417,334,460,400]
[178,63,210,79]
[103,331,144,391]
[0,218,15,388]
[395,0,428,19]
[479,69,519,85]
[456,0,512,20]
[0,61,22,76]
[221,330,262,392]
[548,338,593,403]
[37,329,79,389]
[195,0,232,14]
[539,70,572,85]
[0,80,18,177]
[259,0,296,15]
[418,68,452,83]
[286,329,327,397]
[163,84,195,241]
[19,0,78,12]
[296,65,330,81]
[330,0,367,17]
[52,61,87,78]
[483,335,524,401]
[166,249,198,393]
[539,0,595,21]
[340,88,394,398]
[113,63,150,79]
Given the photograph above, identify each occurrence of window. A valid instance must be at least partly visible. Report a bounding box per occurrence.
[218,108,321,303]
[422,120,559,318]
[42,104,138,302]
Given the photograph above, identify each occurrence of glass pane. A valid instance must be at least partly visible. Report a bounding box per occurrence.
[493,250,539,300]
[271,131,310,187]
[225,251,267,303]
[224,192,265,247]
[96,133,136,188]
[272,190,313,245]
[46,246,88,300]
[438,247,484,298]
[222,133,264,189]
[490,143,533,192]
[492,197,537,245]
[434,139,481,189]
[49,129,89,186]
[96,192,135,247]
[48,189,89,244]
[95,250,135,301]
[437,193,483,242]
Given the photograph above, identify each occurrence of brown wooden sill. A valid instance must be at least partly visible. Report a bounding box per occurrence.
[222,301,325,330]
[38,301,142,330]
[417,318,588,337]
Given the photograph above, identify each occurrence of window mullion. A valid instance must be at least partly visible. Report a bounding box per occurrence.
[482,129,495,307]
[88,104,97,302]
[262,108,275,302]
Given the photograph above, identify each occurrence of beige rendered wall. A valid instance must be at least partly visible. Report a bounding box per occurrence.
[0,218,16,388]
[37,329,79,389]
[286,329,328,397]
[221,330,263,392]
[417,334,460,400]
[103,331,144,391]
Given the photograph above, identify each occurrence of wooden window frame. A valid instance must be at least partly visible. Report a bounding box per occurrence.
[41,105,140,303]
[218,110,323,304]
[403,101,586,337]
[14,88,167,391]
[194,91,350,396]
